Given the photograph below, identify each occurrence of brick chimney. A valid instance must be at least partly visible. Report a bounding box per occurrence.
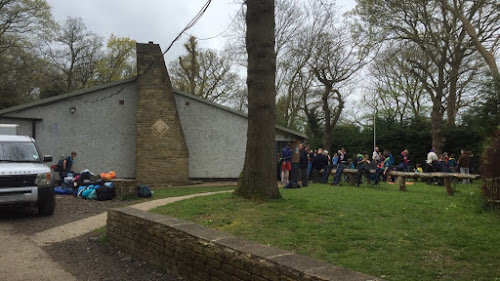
[135,42,189,186]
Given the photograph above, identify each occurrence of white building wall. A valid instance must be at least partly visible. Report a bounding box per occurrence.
[175,94,247,178]
[174,93,303,179]
[0,82,305,180]
[2,82,138,178]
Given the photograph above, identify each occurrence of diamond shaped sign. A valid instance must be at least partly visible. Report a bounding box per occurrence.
[151,118,169,136]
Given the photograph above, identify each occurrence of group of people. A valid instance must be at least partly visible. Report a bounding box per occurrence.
[426,148,473,184]
[278,143,474,187]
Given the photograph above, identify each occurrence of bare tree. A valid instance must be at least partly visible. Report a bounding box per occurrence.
[234,0,280,200]
[310,22,369,151]
[437,0,500,80]
[45,17,103,92]
[368,45,429,123]
[354,0,490,153]
[169,36,241,104]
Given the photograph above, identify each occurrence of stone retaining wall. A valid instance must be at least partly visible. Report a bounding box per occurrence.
[107,207,383,281]
[110,179,136,199]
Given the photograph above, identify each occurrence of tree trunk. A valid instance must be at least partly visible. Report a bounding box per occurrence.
[322,85,332,151]
[438,0,500,81]
[447,61,459,125]
[234,0,281,200]
[431,98,444,155]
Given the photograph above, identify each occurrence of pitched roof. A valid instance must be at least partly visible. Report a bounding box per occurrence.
[0,78,307,139]
[0,78,137,116]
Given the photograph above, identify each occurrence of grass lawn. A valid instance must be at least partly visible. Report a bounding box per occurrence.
[150,181,500,281]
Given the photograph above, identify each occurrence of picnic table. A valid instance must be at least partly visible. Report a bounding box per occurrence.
[330,168,480,195]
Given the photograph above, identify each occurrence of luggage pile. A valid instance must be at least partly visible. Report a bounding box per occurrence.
[54,170,116,201]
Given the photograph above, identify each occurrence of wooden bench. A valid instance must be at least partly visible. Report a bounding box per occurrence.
[330,168,480,195]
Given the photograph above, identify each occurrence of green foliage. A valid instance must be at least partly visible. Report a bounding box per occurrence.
[331,123,371,154]
[326,116,485,170]
[462,76,500,135]
[93,34,136,84]
[151,182,500,281]
[0,0,55,108]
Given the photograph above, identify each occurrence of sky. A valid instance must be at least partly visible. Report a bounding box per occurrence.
[45,0,357,63]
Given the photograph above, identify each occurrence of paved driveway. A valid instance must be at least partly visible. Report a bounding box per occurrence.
[0,191,230,281]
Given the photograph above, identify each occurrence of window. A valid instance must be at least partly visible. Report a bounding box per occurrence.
[0,142,40,162]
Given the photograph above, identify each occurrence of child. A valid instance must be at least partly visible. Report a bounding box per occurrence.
[448,154,457,172]
[415,164,423,173]
[332,153,339,168]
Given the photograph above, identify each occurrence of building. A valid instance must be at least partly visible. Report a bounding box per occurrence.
[0,42,306,186]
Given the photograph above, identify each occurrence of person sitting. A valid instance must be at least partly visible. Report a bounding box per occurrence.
[374,152,391,185]
[332,148,348,186]
[354,153,370,186]
[432,159,451,173]
[415,163,423,173]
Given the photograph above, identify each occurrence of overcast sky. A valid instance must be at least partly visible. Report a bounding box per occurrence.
[45,0,357,62]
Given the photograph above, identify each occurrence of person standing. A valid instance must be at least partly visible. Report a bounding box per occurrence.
[299,143,308,187]
[59,151,77,184]
[281,143,292,184]
[458,149,471,184]
[311,148,324,183]
[320,150,331,184]
[399,149,410,172]
[307,146,313,179]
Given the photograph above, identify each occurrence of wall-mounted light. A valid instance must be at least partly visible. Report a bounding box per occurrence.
[69,107,76,114]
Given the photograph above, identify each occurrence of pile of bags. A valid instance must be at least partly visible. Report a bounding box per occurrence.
[77,182,114,201]
[54,170,116,201]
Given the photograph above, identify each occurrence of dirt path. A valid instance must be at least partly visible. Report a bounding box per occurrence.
[0,190,232,281]
[0,223,77,281]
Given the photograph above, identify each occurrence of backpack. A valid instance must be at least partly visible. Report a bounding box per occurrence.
[53,158,65,172]
[284,180,301,189]
[96,186,114,201]
[137,184,152,198]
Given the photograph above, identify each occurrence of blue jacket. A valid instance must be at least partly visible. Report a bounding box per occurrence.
[282,146,292,162]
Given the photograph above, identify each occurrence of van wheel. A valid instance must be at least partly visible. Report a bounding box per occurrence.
[38,184,56,216]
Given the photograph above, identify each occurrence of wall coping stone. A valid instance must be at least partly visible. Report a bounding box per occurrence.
[108,207,385,281]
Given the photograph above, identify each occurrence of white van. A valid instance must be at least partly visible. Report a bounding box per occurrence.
[0,135,55,216]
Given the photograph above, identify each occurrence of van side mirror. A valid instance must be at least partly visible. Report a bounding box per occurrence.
[43,155,53,162]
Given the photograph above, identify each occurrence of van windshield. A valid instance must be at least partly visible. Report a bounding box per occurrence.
[0,142,40,162]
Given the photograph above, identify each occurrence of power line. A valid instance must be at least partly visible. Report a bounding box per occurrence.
[139,0,213,77]
[86,0,213,104]
[186,4,242,41]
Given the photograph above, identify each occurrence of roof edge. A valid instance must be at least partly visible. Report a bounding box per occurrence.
[0,77,307,139]
[0,77,137,116]
[173,89,307,139]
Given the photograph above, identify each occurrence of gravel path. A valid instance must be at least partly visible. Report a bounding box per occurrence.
[0,190,231,281]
